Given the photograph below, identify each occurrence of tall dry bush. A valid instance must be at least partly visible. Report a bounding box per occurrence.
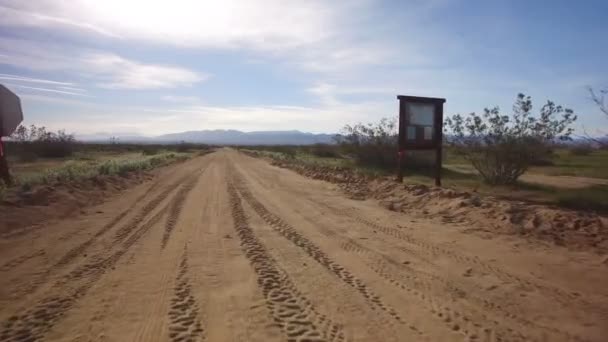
[445,93,577,185]
[10,125,76,160]
[336,118,399,169]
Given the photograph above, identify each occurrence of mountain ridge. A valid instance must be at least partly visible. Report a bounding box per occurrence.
[76,129,337,145]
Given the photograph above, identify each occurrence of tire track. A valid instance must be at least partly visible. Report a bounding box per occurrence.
[161,171,203,250]
[324,204,607,317]
[0,250,45,272]
[230,171,407,328]
[113,173,195,244]
[0,202,170,342]
[298,202,587,342]
[168,246,205,342]
[340,236,538,342]
[54,176,165,268]
[5,175,188,302]
[228,182,345,342]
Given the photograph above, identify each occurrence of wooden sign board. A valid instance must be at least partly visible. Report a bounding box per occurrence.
[397,95,446,185]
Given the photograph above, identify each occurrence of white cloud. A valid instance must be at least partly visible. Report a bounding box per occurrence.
[0,4,119,38]
[58,86,86,93]
[4,83,91,96]
[0,1,397,75]
[64,102,387,135]
[161,95,202,104]
[0,37,206,90]
[0,1,333,49]
[82,53,205,89]
[0,73,75,86]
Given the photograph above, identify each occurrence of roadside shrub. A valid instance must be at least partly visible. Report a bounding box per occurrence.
[336,118,398,169]
[309,144,341,158]
[557,185,608,212]
[9,125,76,159]
[569,144,594,156]
[142,147,160,155]
[175,142,192,153]
[445,93,577,185]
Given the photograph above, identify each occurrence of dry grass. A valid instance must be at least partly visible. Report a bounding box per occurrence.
[11,152,191,192]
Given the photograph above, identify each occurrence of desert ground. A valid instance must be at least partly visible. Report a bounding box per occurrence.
[1,149,607,342]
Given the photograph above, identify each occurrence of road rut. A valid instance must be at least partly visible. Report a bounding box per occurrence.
[1,149,607,342]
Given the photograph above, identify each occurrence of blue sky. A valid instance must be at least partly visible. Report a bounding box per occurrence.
[0,0,606,136]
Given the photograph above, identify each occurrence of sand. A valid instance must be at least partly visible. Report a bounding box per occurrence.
[1,149,606,342]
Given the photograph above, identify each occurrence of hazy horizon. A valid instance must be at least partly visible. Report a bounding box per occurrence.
[1,0,607,137]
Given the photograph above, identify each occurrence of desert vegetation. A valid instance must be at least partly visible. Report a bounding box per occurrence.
[242,94,608,212]
[0,125,211,199]
[445,93,577,185]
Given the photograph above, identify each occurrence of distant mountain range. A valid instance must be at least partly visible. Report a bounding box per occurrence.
[76,130,337,145]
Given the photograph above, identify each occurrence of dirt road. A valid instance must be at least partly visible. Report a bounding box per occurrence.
[1,149,607,342]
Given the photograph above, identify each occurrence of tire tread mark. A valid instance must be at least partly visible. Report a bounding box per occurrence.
[8,176,186,301]
[0,203,170,342]
[54,176,165,268]
[322,204,594,342]
[161,173,202,249]
[230,170,407,327]
[0,250,45,272]
[326,204,606,317]
[228,182,345,342]
[168,246,205,342]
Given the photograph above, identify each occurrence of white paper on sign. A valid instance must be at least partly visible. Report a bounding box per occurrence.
[407,103,434,126]
[424,126,433,140]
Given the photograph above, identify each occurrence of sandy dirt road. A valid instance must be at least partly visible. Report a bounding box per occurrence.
[1,149,607,342]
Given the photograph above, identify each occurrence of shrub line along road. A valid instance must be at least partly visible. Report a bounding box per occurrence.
[0,149,606,342]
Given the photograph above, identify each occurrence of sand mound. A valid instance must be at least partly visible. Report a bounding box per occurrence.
[0,172,153,238]
[271,160,608,253]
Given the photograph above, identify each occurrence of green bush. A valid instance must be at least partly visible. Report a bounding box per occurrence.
[336,118,398,170]
[9,125,76,159]
[141,147,160,155]
[309,144,341,158]
[556,185,608,212]
[569,144,594,156]
[15,152,190,189]
[446,93,577,185]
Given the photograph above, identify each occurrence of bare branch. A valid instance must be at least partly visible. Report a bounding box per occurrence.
[589,86,608,116]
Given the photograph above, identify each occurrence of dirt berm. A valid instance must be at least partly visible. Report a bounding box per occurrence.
[270,159,608,253]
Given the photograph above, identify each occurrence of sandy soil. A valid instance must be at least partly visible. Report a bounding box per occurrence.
[1,149,607,342]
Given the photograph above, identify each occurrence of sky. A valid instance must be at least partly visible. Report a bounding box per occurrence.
[0,0,606,137]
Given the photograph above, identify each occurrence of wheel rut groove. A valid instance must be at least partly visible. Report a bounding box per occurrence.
[161,171,204,250]
[324,204,606,317]
[54,176,166,268]
[317,203,596,342]
[0,199,172,342]
[167,245,205,342]
[230,170,406,328]
[0,250,45,272]
[227,181,345,342]
[6,174,190,303]
[302,203,586,342]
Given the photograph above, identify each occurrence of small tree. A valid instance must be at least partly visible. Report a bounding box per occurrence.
[445,93,577,185]
[9,124,76,159]
[586,86,607,147]
[590,86,607,117]
[336,117,398,169]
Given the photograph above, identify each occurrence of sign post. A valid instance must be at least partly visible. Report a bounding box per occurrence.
[0,85,24,185]
[396,95,446,186]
